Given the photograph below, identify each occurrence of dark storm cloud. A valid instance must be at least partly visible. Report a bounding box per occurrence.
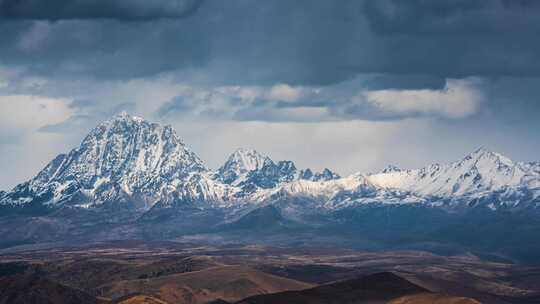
[364,0,540,35]
[360,0,540,78]
[478,77,540,126]
[1,0,540,86]
[0,19,210,79]
[0,0,204,20]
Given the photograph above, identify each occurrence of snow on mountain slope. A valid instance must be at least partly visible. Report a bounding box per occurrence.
[250,173,370,201]
[1,113,538,214]
[299,168,341,182]
[366,148,540,207]
[0,113,342,212]
[216,149,341,197]
[0,112,231,209]
[252,172,427,211]
[254,148,539,211]
[218,148,268,185]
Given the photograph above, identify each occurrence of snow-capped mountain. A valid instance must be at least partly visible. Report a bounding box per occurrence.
[217,148,268,185]
[0,113,342,213]
[1,113,539,216]
[240,148,539,211]
[216,148,341,197]
[366,148,540,209]
[0,112,229,210]
[299,168,341,182]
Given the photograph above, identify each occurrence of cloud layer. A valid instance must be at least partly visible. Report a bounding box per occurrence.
[1,0,540,83]
[362,79,483,119]
[157,79,483,122]
[0,0,203,20]
[1,0,540,189]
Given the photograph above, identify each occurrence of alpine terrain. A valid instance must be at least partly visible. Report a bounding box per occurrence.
[1,113,539,264]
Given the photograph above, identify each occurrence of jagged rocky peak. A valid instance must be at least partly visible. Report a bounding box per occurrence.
[64,111,207,185]
[299,168,340,181]
[240,158,293,189]
[218,148,269,184]
[314,168,341,181]
[0,112,209,208]
[218,149,302,189]
[227,148,268,171]
[298,168,313,180]
[217,147,343,188]
[2,113,539,215]
[381,165,401,174]
[526,161,540,174]
[277,160,297,180]
[452,147,518,179]
[367,147,539,203]
[461,147,514,166]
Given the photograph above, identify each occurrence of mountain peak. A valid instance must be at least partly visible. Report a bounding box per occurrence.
[2,113,539,216]
[232,147,263,158]
[463,147,514,167]
[228,148,268,171]
[381,165,401,174]
[468,147,501,158]
[94,112,154,136]
[94,113,178,141]
[1,114,208,209]
[313,168,341,181]
[110,111,144,123]
[218,148,269,184]
[234,147,257,154]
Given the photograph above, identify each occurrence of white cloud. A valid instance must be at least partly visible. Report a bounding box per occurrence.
[362,78,484,118]
[216,86,262,101]
[268,84,304,102]
[0,95,73,130]
[156,79,484,122]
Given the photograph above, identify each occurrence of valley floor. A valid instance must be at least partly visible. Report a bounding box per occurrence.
[1,240,540,304]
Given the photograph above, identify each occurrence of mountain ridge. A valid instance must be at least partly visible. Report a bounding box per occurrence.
[1,113,540,264]
[1,113,539,214]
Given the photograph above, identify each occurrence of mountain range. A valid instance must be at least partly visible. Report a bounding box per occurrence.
[1,113,539,263]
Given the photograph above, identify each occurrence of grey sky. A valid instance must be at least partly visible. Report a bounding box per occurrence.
[1,0,539,189]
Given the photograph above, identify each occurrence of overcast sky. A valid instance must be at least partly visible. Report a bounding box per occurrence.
[1,0,540,189]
